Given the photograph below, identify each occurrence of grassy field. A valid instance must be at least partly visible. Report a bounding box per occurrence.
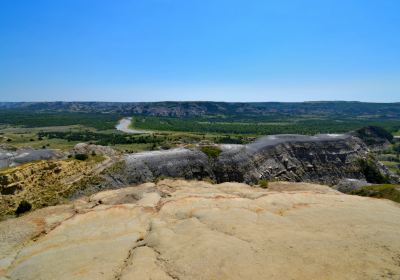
[0,131,81,150]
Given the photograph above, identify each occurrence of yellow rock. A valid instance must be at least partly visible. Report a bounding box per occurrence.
[1,180,400,279]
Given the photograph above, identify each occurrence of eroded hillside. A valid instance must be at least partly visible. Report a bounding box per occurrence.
[108,133,396,187]
[1,132,397,220]
[0,144,119,219]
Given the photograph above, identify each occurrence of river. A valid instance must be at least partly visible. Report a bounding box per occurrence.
[115,117,150,134]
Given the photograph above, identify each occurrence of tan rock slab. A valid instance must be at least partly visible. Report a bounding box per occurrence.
[1,180,400,280]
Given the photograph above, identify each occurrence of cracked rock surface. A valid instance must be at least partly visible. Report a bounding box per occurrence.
[1,179,400,279]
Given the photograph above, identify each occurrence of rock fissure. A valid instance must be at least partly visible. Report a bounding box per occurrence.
[2,180,400,280]
[191,215,253,244]
[114,239,148,280]
[146,243,181,280]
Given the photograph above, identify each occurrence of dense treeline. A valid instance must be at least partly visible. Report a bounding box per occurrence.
[1,105,399,138]
[132,116,400,136]
[38,131,248,146]
[0,110,120,130]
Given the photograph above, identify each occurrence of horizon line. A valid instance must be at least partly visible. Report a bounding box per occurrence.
[0,100,400,104]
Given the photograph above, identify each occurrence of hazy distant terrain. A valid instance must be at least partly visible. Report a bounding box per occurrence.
[1,101,400,118]
[1,101,399,135]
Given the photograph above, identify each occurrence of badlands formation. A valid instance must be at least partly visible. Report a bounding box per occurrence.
[1,179,400,280]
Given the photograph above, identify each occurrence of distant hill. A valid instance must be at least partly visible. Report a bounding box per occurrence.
[0,101,400,118]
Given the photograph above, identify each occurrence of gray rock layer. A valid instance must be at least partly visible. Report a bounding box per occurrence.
[108,134,392,187]
[0,148,61,169]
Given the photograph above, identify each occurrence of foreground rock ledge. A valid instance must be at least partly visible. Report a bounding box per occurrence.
[1,180,400,280]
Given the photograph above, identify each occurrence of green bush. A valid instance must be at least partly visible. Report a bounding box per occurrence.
[15,200,32,215]
[258,179,269,188]
[74,154,88,161]
[351,184,400,203]
[201,146,222,158]
[0,175,8,186]
[358,158,389,184]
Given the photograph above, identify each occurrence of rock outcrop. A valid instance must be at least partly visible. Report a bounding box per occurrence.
[1,132,396,220]
[1,180,400,280]
[214,134,371,185]
[0,147,61,169]
[350,126,394,150]
[0,155,117,219]
[69,143,118,157]
[107,134,394,187]
[333,178,371,193]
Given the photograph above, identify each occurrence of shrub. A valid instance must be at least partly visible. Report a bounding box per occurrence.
[0,175,8,186]
[354,126,394,146]
[74,153,88,161]
[15,200,32,215]
[357,158,389,184]
[202,177,216,184]
[351,184,400,203]
[258,179,269,188]
[201,146,222,158]
[161,143,172,150]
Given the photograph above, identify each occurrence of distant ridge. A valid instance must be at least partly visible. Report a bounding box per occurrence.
[0,101,399,118]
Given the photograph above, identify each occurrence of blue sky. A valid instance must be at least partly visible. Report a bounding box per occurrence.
[0,0,399,102]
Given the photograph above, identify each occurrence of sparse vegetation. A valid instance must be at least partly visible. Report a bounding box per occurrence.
[351,184,400,203]
[0,158,112,220]
[258,179,269,188]
[201,146,222,158]
[352,126,394,146]
[74,154,88,161]
[15,200,32,215]
[357,158,390,184]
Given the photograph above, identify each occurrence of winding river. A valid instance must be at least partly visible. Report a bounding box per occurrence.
[115,117,150,134]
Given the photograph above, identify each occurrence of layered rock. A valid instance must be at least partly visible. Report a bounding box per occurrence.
[215,134,369,185]
[0,155,116,219]
[109,134,393,187]
[350,126,394,150]
[0,147,61,169]
[333,178,371,193]
[1,133,395,220]
[1,180,400,280]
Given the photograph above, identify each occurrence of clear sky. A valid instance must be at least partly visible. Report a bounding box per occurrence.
[0,0,399,102]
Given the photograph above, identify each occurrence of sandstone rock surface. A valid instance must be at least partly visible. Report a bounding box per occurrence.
[1,180,400,280]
